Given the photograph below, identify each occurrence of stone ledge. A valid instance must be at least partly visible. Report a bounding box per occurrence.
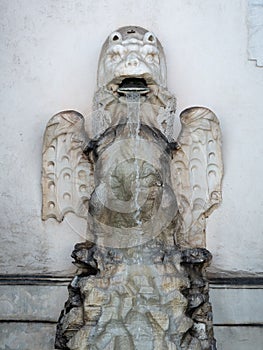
[0,275,72,286]
[2,271,263,286]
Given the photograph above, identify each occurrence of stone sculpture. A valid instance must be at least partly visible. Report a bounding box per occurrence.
[42,26,223,349]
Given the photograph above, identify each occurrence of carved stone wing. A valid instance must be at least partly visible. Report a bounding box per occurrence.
[171,107,223,246]
[42,110,94,222]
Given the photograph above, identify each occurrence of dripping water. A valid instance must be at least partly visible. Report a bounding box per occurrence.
[126,91,143,244]
[126,91,144,346]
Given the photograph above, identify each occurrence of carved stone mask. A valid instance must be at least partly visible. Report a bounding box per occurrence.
[97,26,167,90]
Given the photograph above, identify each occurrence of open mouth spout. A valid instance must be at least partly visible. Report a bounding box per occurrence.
[117,78,150,95]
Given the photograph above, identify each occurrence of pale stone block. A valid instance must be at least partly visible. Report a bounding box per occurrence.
[0,322,56,350]
[210,287,263,324]
[214,326,263,350]
[0,285,68,322]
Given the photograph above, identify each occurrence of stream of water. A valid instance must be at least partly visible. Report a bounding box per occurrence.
[125,92,147,346]
[126,92,143,242]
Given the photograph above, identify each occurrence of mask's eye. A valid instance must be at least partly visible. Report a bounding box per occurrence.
[110,32,122,43]
[143,32,156,44]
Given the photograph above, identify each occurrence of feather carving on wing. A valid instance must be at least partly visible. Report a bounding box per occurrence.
[171,107,223,247]
[42,110,94,222]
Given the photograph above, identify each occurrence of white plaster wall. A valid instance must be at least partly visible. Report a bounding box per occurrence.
[0,0,263,275]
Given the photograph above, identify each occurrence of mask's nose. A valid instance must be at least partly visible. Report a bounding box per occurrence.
[125,53,139,67]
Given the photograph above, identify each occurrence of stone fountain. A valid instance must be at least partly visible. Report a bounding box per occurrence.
[42,26,223,350]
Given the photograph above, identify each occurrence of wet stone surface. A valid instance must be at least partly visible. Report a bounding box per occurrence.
[43,26,223,350]
[55,242,216,349]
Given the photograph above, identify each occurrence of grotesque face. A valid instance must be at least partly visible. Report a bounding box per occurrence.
[97,26,167,91]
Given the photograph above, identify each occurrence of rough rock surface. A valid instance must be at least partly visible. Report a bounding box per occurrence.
[55,241,216,349]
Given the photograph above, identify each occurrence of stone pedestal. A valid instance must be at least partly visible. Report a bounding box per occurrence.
[55,241,216,349]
